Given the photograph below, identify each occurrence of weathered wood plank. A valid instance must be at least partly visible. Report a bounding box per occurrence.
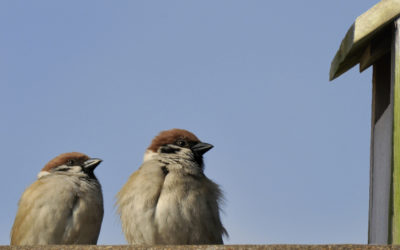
[330,0,400,80]
[368,87,393,244]
[390,17,400,244]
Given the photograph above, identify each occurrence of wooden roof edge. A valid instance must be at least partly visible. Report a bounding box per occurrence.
[329,0,400,81]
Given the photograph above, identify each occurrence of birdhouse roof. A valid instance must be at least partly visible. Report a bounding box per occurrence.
[330,0,400,81]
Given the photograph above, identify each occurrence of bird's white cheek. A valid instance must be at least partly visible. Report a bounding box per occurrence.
[143,150,158,162]
[37,171,50,179]
[68,166,82,173]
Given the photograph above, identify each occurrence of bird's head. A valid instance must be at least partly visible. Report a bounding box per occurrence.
[144,128,213,169]
[38,152,102,179]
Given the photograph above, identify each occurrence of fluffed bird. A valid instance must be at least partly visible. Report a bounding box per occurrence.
[116,128,227,245]
[10,152,104,245]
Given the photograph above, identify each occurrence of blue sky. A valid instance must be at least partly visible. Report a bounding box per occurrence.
[0,0,379,244]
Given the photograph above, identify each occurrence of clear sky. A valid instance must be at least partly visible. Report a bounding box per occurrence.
[0,0,380,245]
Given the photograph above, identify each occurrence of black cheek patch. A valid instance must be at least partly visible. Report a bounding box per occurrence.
[160,146,180,154]
[56,167,70,172]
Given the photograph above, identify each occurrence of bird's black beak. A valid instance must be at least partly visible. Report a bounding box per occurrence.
[191,142,213,156]
[83,158,102,171]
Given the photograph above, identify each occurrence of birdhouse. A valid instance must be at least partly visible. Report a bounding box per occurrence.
[330,0,400,244]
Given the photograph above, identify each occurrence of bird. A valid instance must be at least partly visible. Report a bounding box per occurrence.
[116,128,227,245]
[10,152,104,245]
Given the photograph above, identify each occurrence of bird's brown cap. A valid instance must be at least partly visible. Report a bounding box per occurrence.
[41,152,90,172]
[148,128,201,152]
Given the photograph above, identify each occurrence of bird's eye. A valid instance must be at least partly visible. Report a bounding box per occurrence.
[176,140,187,147]
[67,160,75,166]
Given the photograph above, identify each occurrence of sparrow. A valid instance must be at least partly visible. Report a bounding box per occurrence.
[116,128,227,245]
[10,152,104,245]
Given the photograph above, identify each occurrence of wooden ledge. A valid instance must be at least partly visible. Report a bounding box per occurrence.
[1,245,399,250]
[329,0,400,80]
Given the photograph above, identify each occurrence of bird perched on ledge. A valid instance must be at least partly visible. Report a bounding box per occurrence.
[116,128,227,244]
[10,152,104,245]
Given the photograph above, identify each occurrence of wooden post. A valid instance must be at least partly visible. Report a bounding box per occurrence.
[366,17,400,245]
[364,17,400,244]
[390,18,400,244]
[368,52,392,244]
[330,1,400,244]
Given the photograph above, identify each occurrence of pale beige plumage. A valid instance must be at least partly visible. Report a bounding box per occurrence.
[10,152,104,245]
[116,129,227,244]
